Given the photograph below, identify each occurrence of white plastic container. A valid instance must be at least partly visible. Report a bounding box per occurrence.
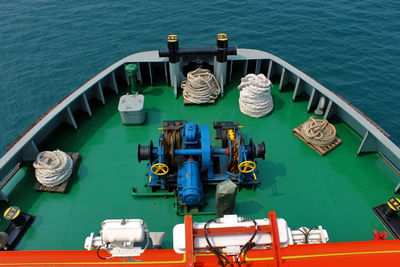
[173,214,290,255]
[118,94,145,125]
[100,219,146,243]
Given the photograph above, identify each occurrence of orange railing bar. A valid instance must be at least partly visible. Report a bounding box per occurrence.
[184,215,194,267]
[269,211,282,266]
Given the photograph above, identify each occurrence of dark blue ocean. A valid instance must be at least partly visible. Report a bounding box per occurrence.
[0,0,399,156]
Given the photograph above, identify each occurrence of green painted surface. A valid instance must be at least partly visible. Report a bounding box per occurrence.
[1,81,398,250]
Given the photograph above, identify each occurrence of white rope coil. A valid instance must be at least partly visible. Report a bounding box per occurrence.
[181,68,221,104]
[33,150,73,187]
[238,73,274,118]
[301,116,337,146]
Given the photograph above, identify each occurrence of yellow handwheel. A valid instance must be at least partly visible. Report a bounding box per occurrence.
[238,161,256,173]
[151,163,169,175]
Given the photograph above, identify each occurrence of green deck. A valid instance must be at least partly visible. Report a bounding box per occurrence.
[1,81,398,250]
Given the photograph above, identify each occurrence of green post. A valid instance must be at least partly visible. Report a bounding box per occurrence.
[125,64,138,93]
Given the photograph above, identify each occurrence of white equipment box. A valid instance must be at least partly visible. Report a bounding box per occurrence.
[118,94,145,125]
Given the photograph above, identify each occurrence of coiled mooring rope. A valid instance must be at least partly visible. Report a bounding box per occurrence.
[301,117,336,146]
[238,73,274,118]
[181,68,220,104]
[33,150,73,187]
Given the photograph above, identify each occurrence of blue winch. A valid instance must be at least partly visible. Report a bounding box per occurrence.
[137,121,266,206]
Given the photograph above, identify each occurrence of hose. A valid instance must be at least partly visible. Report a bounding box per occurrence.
[301,116,336,146]
[236,218,257,265]
[238,73,274,118]
[181,68,220,104]
[33,150,73,187]
[204,219,230,266]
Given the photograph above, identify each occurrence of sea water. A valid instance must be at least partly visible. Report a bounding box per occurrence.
[0,0,399,157]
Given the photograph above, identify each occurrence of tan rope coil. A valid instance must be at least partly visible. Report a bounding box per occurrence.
[33,150,73,187]
[181,68,220,104]
[301,116,336,146]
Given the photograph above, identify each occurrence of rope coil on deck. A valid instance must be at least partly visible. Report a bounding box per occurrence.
[181,68,220,104]
[33,150,73,187]
[301,116,336,146]
[238,73,274,118]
